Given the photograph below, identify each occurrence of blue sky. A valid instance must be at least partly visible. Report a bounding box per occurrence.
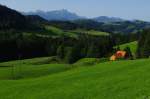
[0,0,150,21]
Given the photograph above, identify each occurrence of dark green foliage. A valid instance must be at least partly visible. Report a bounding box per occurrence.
[65,47,74,63]
[0,4,47,33]
[87,44,99,58]
[142,32,150,57]
[112,33,139,46]
[65,44,82,64]
[137,29,150,58]
[26,15,49,25]
[49,21,78,30]
[49,19,150,35]
[0,32,47,61]
[57,44,65,59]
[0,5,27,30]
[73,19,103,30]
[116,46,120,51]
[0,31,114,63]
[124,47,133,59]
[101,21,150,34]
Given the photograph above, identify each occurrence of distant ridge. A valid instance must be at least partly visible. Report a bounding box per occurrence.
[93,16,125,23]
[23,9,126,23]
[23,9,85,21]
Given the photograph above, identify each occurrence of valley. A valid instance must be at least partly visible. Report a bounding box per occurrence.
[0,2,150,99]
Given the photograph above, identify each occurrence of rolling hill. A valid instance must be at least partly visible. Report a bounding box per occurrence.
[0,57,150,99]
[70,29,109,36]
[0,4,47,31]
[0,4,28,30]
[26,15,49,25]
[45,26,78,38]
[118,41,138,54]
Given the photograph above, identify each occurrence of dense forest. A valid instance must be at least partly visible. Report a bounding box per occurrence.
[0,31,113,63]
[137,29,150,58]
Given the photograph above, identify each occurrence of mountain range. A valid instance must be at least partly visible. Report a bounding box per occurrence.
[23,9,84,21]
[1,4,150,35]
[23,9,125,23]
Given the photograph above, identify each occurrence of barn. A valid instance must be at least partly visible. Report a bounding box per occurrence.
[110,51,126,61]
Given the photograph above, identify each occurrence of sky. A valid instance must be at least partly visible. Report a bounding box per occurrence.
[0,0,150,21]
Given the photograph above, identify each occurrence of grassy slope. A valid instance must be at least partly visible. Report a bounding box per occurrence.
[0,57,150,99]
[45,26,78,38]
[74,58,108,66]
[23,26,110,39]
[119,41,138,53]
[23,26,79,38]
[45,26,110,37]
[0,57,71,80]
[71,29,109,36]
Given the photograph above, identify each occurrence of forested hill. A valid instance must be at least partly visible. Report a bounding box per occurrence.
[0,4,46,31]
[0,5,29,30]
[49,19,150,34]
[26,15,49,25]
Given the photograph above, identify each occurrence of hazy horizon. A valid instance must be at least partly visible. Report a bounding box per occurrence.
[0,0,150,21]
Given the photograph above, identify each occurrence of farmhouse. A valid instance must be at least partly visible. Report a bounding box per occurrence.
[110,51,126,61]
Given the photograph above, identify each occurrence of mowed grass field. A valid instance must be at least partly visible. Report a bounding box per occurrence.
[0,57,150,99]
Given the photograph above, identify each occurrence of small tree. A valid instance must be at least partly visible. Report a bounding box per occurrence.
[116,46,120,51]
[65,45,82,64]
[124,46,133,59]
[65,47,74,64]
[143,33,150,58]
[86,43,99,58]
[57,44,65,59]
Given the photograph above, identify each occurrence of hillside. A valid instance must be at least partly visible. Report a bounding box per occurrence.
[0,4,28,30]
[101,20,150,34]
[0,4,47,31]
[45,26,78,38]
[49,19,150,35]
[70,29,109,36]
[26,15,49,25]
[118,41,138,54]
[43,26,110,37]
[0,58,150,98]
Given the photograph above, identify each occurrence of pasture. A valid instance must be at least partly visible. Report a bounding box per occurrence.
[0,57,150,99]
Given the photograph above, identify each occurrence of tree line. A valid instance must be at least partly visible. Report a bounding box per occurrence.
[0,32,114,63]
[137,29,150,58]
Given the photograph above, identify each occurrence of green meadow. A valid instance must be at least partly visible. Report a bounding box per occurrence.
[119,41,138,53]
[0,57,150,99]
[71,29,110,36]
[114,41,138,56]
